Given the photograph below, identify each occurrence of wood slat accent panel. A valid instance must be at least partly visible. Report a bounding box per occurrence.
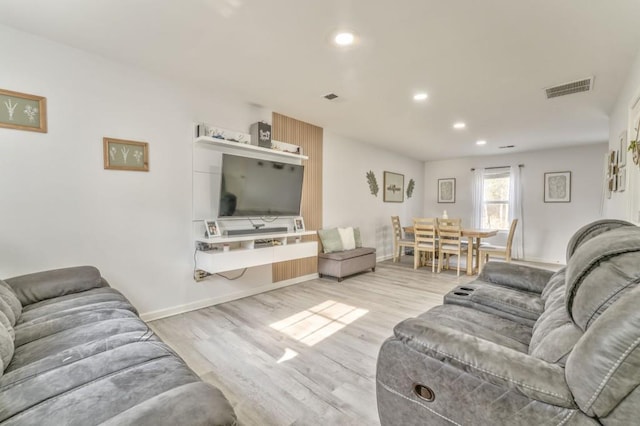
[272,112,323,282]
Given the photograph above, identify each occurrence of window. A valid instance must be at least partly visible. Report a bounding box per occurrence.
[481,170,510,230]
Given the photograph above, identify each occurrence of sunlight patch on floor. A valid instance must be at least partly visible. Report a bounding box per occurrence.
[276,348,299,363]
[270,300,368,347]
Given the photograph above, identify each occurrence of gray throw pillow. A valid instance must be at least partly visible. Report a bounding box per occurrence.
[353,227,363,248]
[318,228,344,253]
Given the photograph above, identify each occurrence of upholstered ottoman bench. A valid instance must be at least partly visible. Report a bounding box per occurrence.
[318,247,376,282]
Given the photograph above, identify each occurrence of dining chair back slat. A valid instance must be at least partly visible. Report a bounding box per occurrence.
[413,218,437,271]
[391,216,414,262]
[436,218,468,276]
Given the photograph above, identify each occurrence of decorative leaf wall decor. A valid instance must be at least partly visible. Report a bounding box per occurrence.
[366,170,379,196]
[406,178,415,198]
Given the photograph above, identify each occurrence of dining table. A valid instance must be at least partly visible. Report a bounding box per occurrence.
[403,226,498,275]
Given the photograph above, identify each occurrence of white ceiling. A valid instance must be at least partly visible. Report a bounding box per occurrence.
[1,0,640,160]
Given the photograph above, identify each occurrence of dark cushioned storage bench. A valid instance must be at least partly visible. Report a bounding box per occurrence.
[318,247,376,282]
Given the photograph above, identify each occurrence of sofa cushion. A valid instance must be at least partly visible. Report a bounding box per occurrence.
[0,311,14,341]
[18,287,136,323]
[416,304,532,353]
[566,226,640,331]
[0,282,21,327]
[318,228,344,253]
[0,324,13,373]
[444,282,543,327]
[529,269,581,365]
[5,266,106,307]
[0,340,235,425]
[566,284,640,419]
[318,247,376,261]
[564,219,633,262]
[8,316,151,372]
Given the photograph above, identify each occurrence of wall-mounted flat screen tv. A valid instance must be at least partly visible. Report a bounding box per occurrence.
[218,154,304,217]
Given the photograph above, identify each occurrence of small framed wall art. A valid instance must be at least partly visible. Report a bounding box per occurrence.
[0,88,47,133]
[437,178,456,203]
[293,216,305,232]
[619,130,627,167]
[103,137,149,172]
[544,171,571,203]
[383,171,404,202]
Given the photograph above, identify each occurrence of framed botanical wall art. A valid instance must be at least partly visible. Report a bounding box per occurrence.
[103,137,149,172]
[437,178,456,203]
[619,130,627,167]
[383,171,404,202]
[544,171,571,203]
[617,167,626,192]
[0,88,47,133]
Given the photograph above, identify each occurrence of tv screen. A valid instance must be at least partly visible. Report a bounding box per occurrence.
[218,154,304,217]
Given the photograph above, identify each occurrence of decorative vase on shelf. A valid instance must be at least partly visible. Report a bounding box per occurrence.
[443,210,448,219]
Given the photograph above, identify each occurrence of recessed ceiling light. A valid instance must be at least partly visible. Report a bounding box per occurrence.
[453,122,466,129]
[334,32,355,46]
[476,140,487,146]
[413,93,428,101]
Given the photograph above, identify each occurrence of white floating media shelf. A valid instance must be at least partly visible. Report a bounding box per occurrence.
[194,136,308,160]
[196,231,317,274]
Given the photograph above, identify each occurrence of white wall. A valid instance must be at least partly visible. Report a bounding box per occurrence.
[323,131,424,259]
[606,46,640,224]
[0,25,286,319]
[423,144,607,264]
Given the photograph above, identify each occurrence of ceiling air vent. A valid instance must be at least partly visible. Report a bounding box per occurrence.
[545,77,593,99]
[499,145,515,149]
[324,93,338,100]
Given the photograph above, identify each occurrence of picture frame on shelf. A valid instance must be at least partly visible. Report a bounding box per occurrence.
[103,137,149,172]
[0,88,47,133]
[437,178,456,203]
[204,220,221,238]
[383,171,404,202]
[293,216,305,232]
[544,171,571,203]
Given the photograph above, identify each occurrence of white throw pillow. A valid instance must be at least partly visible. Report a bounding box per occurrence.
[338,227,356,250]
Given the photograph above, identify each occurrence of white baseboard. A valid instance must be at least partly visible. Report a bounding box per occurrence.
[140,273,318,322]
[519,256,564,266]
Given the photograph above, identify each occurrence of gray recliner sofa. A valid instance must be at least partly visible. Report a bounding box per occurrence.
[376,219,640,425]
[0,266,236,425]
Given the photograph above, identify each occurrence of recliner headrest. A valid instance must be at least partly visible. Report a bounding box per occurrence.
[565,219,633,262]
[565,226,640,331]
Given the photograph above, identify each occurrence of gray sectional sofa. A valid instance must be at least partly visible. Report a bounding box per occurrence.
[376,219,640,425]
[0,266,236,425]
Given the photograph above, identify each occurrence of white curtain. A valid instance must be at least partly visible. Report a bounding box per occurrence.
[509,165,524,259]
[471,169,484,229]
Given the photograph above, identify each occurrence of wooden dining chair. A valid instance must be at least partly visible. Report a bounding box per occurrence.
[436,218,468,276]
[413,218,437,271]
[478,219,518,273]
[391,216,414,262]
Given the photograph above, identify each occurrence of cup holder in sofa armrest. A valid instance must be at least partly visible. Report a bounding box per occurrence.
[459,287,475,292]
[413,383,435,402]
[453,292,470,296]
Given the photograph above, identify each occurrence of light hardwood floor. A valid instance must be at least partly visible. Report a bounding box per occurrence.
[148,257,545,425]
